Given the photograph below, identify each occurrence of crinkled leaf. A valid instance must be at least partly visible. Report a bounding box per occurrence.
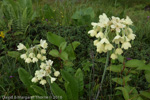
[118,55,124,63]
[47,32,66,47]
[75,68,84,95]
[8,51,21,59]
[49,49,59,57]
[65,41,80,60]
[59,42,67,51]
[116,87,129,100]
[125,59,145,68]
[145,72,150,83]
[137,65,150,71]
[60,51,68,61]
[18,68,36,95]
[112,75,131,85]
[51,82,67,100]
[96,57,106,63]
[107,64,123,72]
[31,85,47,96]
[61,70,78,100]
[140,91,150,99]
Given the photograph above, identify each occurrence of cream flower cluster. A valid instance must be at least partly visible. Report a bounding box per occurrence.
[88,13,136,59]
[31,60,60,85]
[17,39,48,63]
[17,39,60,85]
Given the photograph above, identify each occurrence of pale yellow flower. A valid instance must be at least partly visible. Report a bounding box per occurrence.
[88,30,97,37]
[54,71,60,77]
[111,53,118,59]
[100,38,110,44]
[96,32,104,38]
[105,43,114,51]
[112,35,123,44]
[94,40,99,46]
[127,33,136,40]
[124,16,133,25]
[121,41,131,49]
[115,48,123,55]
[40,79,47,85]
[31,77,38,83]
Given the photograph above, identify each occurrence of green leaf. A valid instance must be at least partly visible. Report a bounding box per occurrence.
[63,61,74,67]
[125,59,145,68]
[116,87,129,100]
[50,82,67,100]
[8,51,21,59]
[136,65,150,71]
[140,91,150,99]
[60,51,68,61]
[112,75,131,85]
[107,64,123,72]
[65,41,80,60]
[59,42,67,51]
[74,68,84,95]
[118,55,124,63]
[124,85,138,94]
[145,72,150,83]
[49,49,59,57]
[112,78,123,85]
[18,68,36,95]
[137,97,143,100]
[123,75,132,84]
[31,85,47,96]
[47,32,66,47]
[43,4,55,19]
[18,68,32,86]
[61,70,79,100]
[96,57,106,63]
[14,31,24,35]
[72,7,95,19]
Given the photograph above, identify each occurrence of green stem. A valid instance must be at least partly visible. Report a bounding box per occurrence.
[47,77,54,97]
[27,64,31,75]
[44,85,48,96]
[95,52,109,100]
[36,62,40,69]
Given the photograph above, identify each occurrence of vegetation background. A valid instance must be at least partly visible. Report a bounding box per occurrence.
[0,0,150,100]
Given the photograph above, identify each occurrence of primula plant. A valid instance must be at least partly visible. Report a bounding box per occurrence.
[17,39,60,85]
[88,13,136,59]
[16,32,82,100]
[88,13,136,99]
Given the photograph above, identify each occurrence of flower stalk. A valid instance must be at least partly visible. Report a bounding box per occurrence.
[95,52,109,100]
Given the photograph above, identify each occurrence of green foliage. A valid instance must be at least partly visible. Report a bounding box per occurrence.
[74,68,84,95]
[51,69,84,100]
[72,7,95,25]
[107,64,123,73]
[124,41,150,62]
[0,0,36,32]
[110,57,150,100]
[30,85,47,96]
[18,68,36,95]
[116,87,129,100]
[61,70,79,100]
[47,32,66,47]
[7,51,21,59]
[140,91,150,99]
[47,32,80,62]
[42,4,55,20]
[112,75,131,85]
[49,49,59,57]
[18,68,46,96]
[51,82,68,100]
[1,0,150,99]
[125,59,145,68]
